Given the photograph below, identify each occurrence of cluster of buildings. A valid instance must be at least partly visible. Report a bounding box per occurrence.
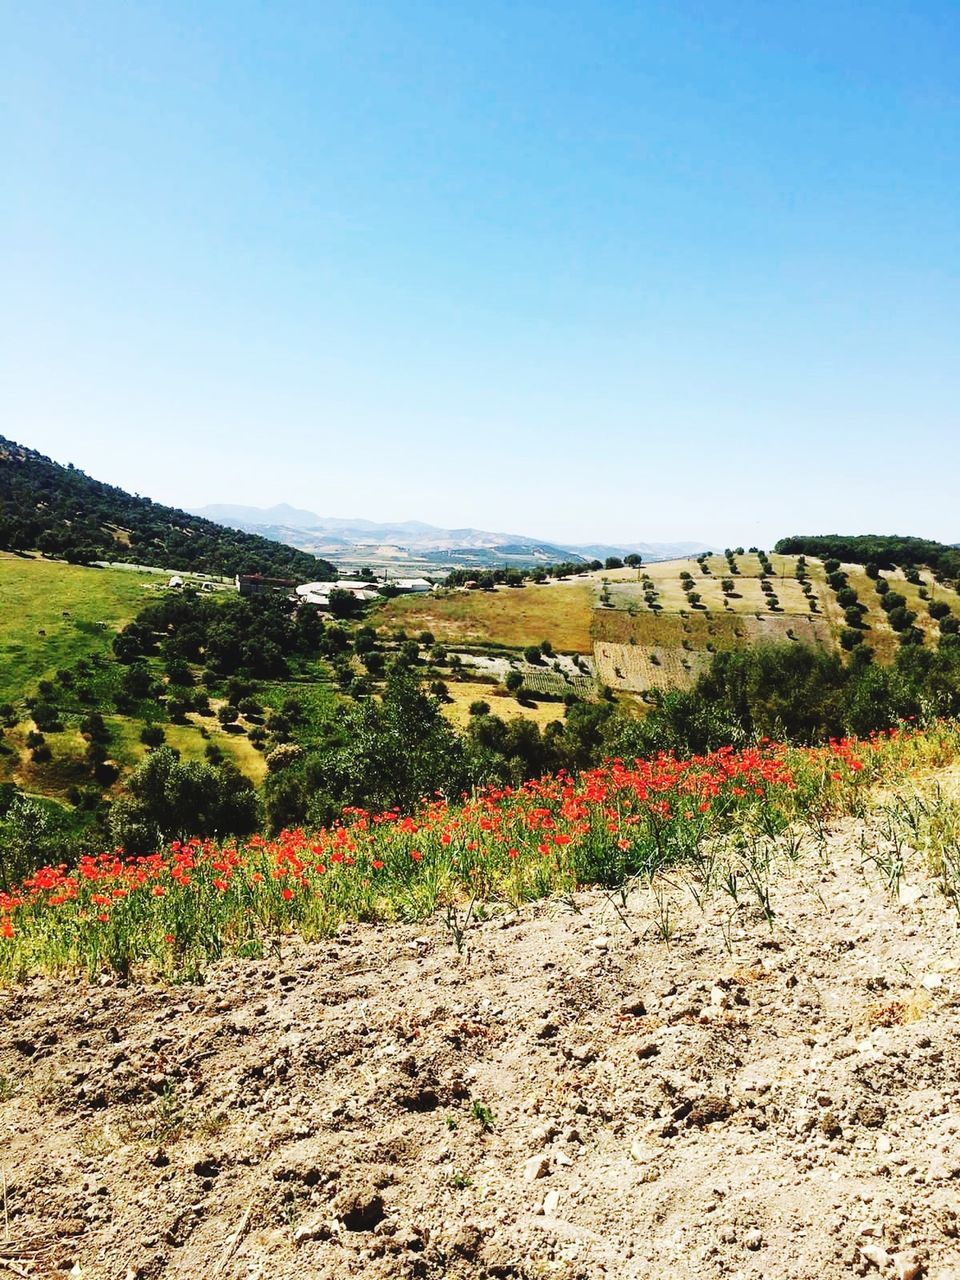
[235,573,433,610]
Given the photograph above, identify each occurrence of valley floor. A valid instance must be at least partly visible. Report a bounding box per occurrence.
[2,812,960,1279]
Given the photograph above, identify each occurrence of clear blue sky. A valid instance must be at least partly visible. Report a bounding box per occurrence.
[3,1,958,547]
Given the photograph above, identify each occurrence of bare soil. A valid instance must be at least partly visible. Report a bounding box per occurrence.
[2,818,960,1279]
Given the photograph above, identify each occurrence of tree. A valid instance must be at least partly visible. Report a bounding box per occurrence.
[217,704,240,726]
[505,671,524,693]
[624,554,642,568]
[109,747,259,853]
[604,557,623,570]
[523,645,543,665]
[328,588,363,619]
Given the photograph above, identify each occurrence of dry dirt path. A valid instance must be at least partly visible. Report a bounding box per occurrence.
[2,816,960,1279]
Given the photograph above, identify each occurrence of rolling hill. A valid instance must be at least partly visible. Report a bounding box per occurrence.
[0,437,335,580]
[373,549,960,701]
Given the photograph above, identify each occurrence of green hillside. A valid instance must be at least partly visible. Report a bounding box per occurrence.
[0,554,169,704]
[0,435,335,580]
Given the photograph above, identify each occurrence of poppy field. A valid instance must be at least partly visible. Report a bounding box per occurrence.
[2,722,959,982]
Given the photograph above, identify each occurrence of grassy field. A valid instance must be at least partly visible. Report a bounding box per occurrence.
[109,715,270,784]
[0,554,167,704]
[374,583,596,652]
[440,680,567,731]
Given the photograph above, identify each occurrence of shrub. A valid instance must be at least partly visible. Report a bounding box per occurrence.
[140,724,165,748]
[265,742,304,772]
[886,606,916,632]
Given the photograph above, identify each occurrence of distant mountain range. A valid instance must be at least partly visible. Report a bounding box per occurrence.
[190,504,714,568]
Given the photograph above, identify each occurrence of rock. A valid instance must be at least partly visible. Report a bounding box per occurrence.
[861,1244,892,1269]
[523,1155,550,1182]
[744,1228,762,1250]
[856,1101,887,1128]
[542,1190,561,1216]
[294,1217,333,1245]
[893,1254,923,1280]
[819,1111,842,1138]
[876,1134,893,1155]
[620,999,647,1017]
[687,1096,734,1128]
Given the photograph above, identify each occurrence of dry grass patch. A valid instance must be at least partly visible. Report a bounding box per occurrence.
[374,583,595,653]
[440,680,566,731]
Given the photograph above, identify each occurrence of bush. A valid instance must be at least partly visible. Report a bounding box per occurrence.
[469,700,491,717]
[265,742,305,773]
[140,724,166,748]
[217,704,240,726]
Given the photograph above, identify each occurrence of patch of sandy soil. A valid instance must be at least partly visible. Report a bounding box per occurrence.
[2,818,960,1279]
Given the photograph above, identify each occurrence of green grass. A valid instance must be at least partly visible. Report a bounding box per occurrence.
[108,715,270,784]
[0,554,167,704]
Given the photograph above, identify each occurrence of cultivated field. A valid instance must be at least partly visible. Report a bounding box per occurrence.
[3,731,960,1278]
[379,551,960,706]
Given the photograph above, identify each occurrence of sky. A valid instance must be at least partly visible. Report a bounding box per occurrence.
[3,1,959,549]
